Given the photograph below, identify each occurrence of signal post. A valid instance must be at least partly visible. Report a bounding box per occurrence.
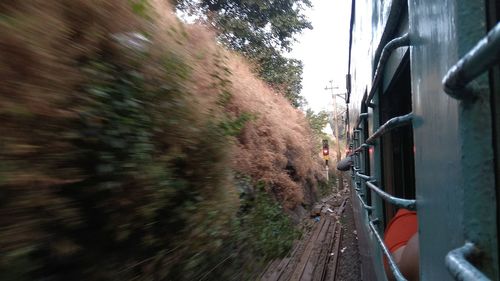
[322,139,329,182]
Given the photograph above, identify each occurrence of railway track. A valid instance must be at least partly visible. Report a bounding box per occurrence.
[260,197,348,281]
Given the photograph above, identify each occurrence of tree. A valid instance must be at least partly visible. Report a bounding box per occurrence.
[259,51,305,107]
[176,0,312,107]
[305,109,329,140]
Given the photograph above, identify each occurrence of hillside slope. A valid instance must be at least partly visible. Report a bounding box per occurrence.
[0,1,326,280]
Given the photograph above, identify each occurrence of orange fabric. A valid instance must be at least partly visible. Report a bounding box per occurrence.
[384,209,418,253]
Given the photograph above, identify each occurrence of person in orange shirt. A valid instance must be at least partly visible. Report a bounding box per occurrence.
[384,208,419,281]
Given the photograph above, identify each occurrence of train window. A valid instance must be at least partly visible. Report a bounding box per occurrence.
[379,53,415,224]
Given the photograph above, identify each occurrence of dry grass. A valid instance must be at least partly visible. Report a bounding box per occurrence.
[226,56,325,207]
[147,0,325,208]
[0,0,325,279]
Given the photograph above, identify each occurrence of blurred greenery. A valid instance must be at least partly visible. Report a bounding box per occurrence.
[0,1,318,280]
[0,30,299,281]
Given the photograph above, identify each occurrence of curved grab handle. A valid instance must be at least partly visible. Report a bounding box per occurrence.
[442,23,500,99]
[445,242,490,281]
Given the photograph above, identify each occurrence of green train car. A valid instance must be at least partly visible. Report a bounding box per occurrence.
[345,0,499,280]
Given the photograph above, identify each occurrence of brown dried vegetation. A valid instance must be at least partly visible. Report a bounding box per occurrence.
[0,0,325,280]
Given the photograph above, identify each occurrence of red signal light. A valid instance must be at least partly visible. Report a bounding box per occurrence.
[322,139,329,156]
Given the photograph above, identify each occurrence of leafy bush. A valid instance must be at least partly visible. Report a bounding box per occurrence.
[237,181,300,259]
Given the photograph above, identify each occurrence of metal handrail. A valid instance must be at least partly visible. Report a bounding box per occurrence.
[353,113,413,152]
[445,242,491,281]
[440,23,499,281]
[365,113,413,144]
[366,33,411,107]
[356,192,374,210]
[443,23,500,100]
[355,113,369,129]
[366,181,416,210]
[369,220,408,281]
[356,172,373,181]
[353,143,369,153]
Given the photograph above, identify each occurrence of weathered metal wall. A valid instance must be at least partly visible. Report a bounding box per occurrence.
[349,0,498,280]
[349,1,396,280]
[408,1,464,279]
[409,0,498,279]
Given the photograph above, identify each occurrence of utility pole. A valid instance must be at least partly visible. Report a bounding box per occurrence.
[325,81,344,190]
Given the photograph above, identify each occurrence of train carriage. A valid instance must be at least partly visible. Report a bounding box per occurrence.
[345,0,499,280]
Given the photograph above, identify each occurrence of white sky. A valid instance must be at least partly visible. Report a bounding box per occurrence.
[288,0,351,114]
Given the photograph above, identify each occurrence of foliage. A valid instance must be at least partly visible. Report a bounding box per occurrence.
[176,0,312,52]
[259,52,306,107]
[317,172,336,197]
[0,1,325,280]
[176,0,312,107]
[306,109,330,139]
[237,180,300,259]
[198,176,301,280]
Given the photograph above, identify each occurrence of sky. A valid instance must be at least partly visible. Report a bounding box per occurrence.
[288,0,351,114]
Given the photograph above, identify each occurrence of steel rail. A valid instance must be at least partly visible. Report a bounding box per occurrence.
[443,23,500,100]
[369,220,408,281]
[331,223,343,281]
[366,181,416,210]
[366,33,411,107]
[320,222,340,281]
[445,242,491,281]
